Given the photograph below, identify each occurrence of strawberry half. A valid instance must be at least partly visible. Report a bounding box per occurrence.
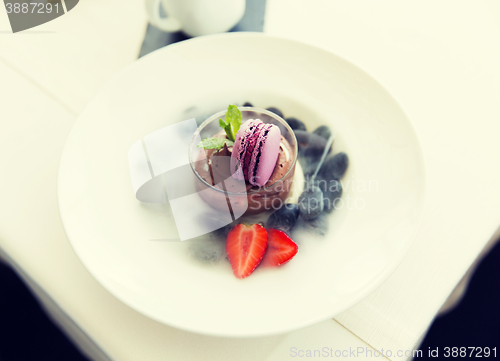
[226,224,268,279]
[261,229,298,267]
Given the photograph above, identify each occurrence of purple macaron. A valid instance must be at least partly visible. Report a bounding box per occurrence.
[231,119,281,187]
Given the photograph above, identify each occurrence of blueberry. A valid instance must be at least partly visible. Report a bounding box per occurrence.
[266,203,300,234]
[243,102,253,107]
[294,130,312,149]
[312,125,332,140]
[285,117,306,131]
[314,178,342,212]
[297,158,314,176]
[267,107,284,119]
[319,152,349,180]
[311,127,333,155]
[296,130,333,175]
[298,150,322,175]
[300,212,329,236]
[295,131,330,157]
[298,185,324,220]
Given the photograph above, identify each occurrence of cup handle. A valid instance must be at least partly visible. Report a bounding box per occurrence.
[145,0,182,33]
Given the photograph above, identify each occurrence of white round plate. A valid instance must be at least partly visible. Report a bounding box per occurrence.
[58,33,426,337]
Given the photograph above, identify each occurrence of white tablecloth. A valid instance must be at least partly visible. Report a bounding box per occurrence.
[1,1,500,360]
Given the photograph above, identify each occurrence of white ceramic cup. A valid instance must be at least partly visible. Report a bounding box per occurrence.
[145,0,246,37]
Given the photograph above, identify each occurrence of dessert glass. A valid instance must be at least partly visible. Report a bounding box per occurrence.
[188,107,298,216]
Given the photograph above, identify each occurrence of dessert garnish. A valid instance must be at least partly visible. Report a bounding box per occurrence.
[230,119,282,187]
[266,107,284,119]
[225,223,299,278]
[298,186,324,220]
[285,117,306,131]
[218,104,242,141]
[318,152,349,181]
[298,133,335,220]
[226,224,268,279]
[197,137,234,150]
[260,229,298,267]
[188,103,350,277]
[197,104,242,150]
[266,203,300,234]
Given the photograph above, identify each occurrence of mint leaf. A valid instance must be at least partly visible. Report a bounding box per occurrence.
[219,104,242,141]
[219,118,227,129]
[219,117,232,140]
[197,138,234,150]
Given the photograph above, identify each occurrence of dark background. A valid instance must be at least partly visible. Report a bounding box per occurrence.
[0,238,499,361]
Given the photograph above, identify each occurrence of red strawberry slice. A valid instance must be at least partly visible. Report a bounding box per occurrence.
[226,224,268,279]
[261,229,298,267]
